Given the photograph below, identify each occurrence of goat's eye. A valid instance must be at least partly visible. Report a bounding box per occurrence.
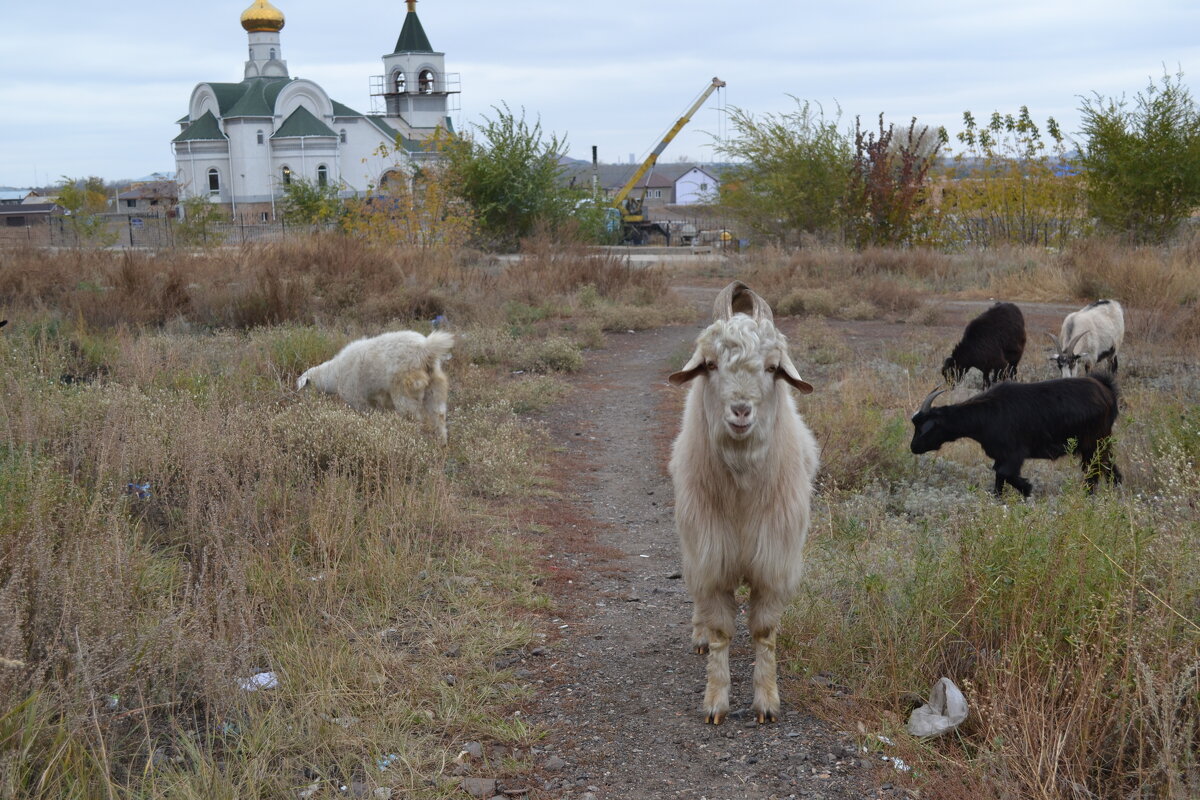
[766,364,778,373]
[705,360,717,371]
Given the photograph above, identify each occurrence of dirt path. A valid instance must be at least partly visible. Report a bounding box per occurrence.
[523,316,895,800]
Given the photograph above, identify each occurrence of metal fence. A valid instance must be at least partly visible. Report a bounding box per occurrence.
[0,215,338,250]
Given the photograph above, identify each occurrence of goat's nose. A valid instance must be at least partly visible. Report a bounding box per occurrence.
[731,403,751,421]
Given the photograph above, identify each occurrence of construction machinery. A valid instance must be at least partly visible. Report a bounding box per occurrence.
[610,76,725,244]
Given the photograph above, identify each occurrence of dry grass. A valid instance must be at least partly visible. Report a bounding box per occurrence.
[0,232,695,799]
[2,234,1198,798]
[780,291,1199,800]
[0,318,553,798]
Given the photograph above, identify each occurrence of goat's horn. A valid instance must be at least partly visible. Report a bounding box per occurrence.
[712,281,742,321]
[1047,332,1062,352]
[745,288,774,323]
[713,281,774,323]
[918,386,947,414]
[1065,331,1086,355]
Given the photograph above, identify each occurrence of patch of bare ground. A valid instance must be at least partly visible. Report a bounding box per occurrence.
[521,316,899,800]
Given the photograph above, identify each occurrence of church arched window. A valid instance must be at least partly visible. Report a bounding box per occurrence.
[269,47,276,60]
[419,70,434,94]
[256,130,264,145]
[281,166,292,185]
[317,165,328,187]
[207,168,220,195]
[393,71,405,94]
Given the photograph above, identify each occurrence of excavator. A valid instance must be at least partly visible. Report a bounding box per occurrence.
[609,76,725,244]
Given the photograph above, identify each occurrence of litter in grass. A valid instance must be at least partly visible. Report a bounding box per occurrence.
[238,671,279,691]
[906,676,968,737]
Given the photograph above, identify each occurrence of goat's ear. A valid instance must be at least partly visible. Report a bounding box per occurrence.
[668,351,706,385]
[777,351,814,394]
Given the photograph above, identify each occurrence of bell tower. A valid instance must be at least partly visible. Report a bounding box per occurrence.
[373,1,459,132]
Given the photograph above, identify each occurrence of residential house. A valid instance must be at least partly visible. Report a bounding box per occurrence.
[116,181,179,217]
[560,162,724,208]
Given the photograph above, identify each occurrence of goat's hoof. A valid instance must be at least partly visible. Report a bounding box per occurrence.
[694,643,709,655]
[754,708,779,724]
[705,710,726,725]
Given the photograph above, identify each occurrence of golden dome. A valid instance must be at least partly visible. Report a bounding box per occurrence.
[241,0,285,33]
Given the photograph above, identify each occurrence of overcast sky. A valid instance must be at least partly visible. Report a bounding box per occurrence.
[1,1,1198,187]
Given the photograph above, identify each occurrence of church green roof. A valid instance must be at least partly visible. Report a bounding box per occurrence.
[393,10,433,53]
[331,99,365,117]
[272,105,336,138]
[172,111,227,143]
[223,77,293,117]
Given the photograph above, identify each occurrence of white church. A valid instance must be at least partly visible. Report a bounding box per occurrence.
[173,0,457,221]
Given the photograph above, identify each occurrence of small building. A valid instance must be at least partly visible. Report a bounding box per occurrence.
[0,189,38,206]
[116,181,179,217]
[0,203,65,245]
[673,166,720,205]
[560,162,725,207]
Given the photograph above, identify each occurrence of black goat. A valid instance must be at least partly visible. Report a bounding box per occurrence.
[941,302,1025,388]
[910,373,1121,497]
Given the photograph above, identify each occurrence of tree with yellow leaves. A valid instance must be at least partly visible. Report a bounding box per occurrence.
[340,134,475,250]
[943,107,1087,248]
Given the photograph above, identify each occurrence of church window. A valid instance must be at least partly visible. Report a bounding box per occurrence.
[125,199,137,208]
[257,130,264,145]
[269,48,276,60]
[394,71,405,93]
[281,166,292,185]
[339,129,347,144]
[260,211,270,222]
[419,70,434,94]
[317,165,328,187]
[208,168,220,194]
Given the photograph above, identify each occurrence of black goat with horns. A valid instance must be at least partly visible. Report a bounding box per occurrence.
[941,301,1026,388]
[910,373,1122,497]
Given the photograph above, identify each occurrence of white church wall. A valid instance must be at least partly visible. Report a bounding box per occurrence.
[223,118,276,200]
[276,80,334,120]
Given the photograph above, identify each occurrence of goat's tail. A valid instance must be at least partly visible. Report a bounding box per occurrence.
[425,331,455,364]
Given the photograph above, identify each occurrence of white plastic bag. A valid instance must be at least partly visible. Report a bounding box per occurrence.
[906,677,968,737]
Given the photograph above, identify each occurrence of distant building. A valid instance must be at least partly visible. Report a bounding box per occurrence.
[172,0,458,221]
[673,166,720,205]
[0,189,39,206]
[0,203,65,245]
[560,162,725,207]
[116,181,179,217]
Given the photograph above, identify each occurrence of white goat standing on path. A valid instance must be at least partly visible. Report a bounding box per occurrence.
[668,282,819,724]
[297,330,455,444]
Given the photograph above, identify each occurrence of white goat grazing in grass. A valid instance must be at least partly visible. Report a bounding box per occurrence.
[1049,299,1125,377]
[297,330,455,444]
[668,282,819,725]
